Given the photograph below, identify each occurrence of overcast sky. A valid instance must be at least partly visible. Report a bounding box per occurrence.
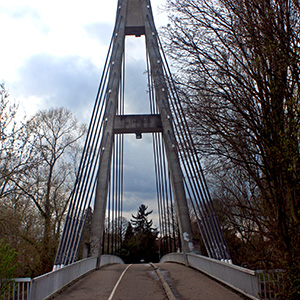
[0,0,169,226]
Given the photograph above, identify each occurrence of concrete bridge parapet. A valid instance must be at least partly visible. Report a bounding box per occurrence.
[160,253,260,300]
[30,255,124,300]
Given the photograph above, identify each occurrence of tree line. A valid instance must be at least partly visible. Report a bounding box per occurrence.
[0,83,86,277]
[162,0,300,298]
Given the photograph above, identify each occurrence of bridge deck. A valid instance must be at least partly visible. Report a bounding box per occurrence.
[52,263,243,300]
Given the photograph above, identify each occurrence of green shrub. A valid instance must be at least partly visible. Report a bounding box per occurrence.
[0,239,17,299]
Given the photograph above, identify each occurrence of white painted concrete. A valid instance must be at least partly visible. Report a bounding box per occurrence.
[100,254,125,267]
[160,253,260,300]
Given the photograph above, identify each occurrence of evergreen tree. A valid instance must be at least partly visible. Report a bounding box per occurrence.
[130,204,154,234]
[120,205,159,263]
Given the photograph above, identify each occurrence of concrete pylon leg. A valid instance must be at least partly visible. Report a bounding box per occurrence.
[90,132,114,268]
[89,4,126,268]
[141,1,194,255]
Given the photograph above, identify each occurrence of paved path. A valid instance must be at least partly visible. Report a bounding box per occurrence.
[52,263,244,300]
[157,263,243,300]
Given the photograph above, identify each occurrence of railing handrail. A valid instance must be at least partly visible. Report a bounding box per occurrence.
[11,278,32,282]
[0,277,32,300]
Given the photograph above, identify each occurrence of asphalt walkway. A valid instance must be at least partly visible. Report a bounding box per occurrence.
[52,263,244,300]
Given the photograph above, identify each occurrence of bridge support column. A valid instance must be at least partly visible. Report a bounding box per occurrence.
[89,4,126,268]
[141,0,194,254]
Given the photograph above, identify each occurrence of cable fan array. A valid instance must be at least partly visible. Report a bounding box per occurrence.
[102,49,125,256]
[146,50,181,256]
[154,37,231,261]
[53,6,125,268]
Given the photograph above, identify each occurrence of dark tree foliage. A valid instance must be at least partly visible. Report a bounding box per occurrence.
[130,204,154,234]
[163,0,300,297]
[121,205,158,263]
[124,222,134,241]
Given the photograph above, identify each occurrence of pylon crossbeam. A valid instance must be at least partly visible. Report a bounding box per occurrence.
[114,114,162,134]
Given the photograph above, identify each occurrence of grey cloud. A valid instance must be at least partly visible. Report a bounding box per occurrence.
[123,134,156,188]
[14,53,100,121]
[124,61,151,114]
[122,191,159,224]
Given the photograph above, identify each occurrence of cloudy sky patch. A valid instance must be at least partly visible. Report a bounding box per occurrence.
[0,0,168,221]
[14,53,99,119]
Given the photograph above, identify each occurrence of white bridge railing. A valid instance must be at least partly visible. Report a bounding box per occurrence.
[256,269,284,300]
[1,278,32,300]
[160,252,283,300]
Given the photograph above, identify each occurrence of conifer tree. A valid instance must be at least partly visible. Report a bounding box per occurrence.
[121,204,158,263]
[130,204,154,234]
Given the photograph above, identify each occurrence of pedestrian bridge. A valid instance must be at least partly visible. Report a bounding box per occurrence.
[24,253,267,300]
[1,1,281,300]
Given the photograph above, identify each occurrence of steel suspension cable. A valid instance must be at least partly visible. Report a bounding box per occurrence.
[157,36,231,260]
[105,45,125,255]
[146,46,178,256]
[165,72,225,259]
[54,7,125,267]
[146,48,165,254]
[162,64,229,259]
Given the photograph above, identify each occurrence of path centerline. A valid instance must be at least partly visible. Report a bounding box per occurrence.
[108,264,132,300]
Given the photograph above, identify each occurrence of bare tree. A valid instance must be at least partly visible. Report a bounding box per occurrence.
[0,85,86,275]
[0,82,27,200]
[163,0,300,296]
[12,107,86,274]
[0,83,27,239]
[0,83,43,276]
